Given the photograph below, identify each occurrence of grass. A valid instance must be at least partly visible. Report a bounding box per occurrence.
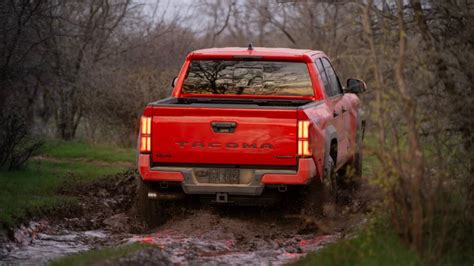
[0,141,134,228]
[49,243,150,266]
[42,141,135,162]
[295,224,421,266]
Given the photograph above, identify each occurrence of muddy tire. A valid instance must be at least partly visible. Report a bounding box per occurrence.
[135,177,164,226]
[301,156,337,216]
[301,180,325,216]
[324,157,338,202]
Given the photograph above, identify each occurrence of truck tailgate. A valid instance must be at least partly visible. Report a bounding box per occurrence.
[151,106,297,166]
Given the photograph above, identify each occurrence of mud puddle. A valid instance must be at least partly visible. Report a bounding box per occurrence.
[126,232,338,265]
[0,170,140,265]
[0,221,111,265]
[1,210,344,265]
[0,169,376,265]
[124,210,342,265]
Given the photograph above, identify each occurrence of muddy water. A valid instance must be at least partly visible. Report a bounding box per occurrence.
[0,210,343,265]
[0,221,111,265]
[126,229,338,265]
[122,210,341,265]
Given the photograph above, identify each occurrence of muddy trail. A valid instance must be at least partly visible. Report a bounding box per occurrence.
[0,169,378,265]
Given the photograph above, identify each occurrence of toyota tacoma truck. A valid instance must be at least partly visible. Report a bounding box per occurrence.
[136,46,366,217]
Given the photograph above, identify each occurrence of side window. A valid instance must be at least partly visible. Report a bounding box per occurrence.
[315,59,332,97]
[322,58,343,96]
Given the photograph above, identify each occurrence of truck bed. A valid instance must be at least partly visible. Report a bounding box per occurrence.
[149,97,312,108]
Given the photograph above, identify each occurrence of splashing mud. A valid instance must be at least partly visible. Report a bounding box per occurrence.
[125,210,341,265]
[1,210,345,265]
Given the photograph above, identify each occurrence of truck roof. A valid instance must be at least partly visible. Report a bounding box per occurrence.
[188,47,324,62]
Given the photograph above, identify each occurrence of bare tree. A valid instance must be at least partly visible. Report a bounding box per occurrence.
[196,0,236,46]
[38,0,135,140]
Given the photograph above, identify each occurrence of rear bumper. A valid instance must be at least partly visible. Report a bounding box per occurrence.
[138,154,316,196]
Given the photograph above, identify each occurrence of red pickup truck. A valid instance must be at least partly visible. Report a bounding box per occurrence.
[136,46,366,216]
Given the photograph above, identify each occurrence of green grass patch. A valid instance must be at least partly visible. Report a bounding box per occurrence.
[42,141,135,162]
[0,141,134,228]
[49,243,150,266]
[295,225,420,266]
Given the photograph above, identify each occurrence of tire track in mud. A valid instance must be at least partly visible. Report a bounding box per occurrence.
[0,169,378,265]
[121,209,344,265]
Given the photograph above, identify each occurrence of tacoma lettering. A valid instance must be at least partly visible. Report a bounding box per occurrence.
[176,142,273,149]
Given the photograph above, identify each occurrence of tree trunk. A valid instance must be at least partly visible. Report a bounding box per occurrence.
[55,86,82,140]
[395,0,425,253]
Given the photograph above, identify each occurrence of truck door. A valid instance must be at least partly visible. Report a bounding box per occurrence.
[316,58,349,167]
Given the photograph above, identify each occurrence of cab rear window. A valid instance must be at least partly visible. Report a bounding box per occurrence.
[182,60,314,96]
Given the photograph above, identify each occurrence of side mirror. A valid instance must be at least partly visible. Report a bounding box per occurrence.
[346,78,367,94]
[171,76,178,88]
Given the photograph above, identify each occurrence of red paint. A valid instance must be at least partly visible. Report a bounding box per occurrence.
[151,107,297,166]
[138,47,362,192]
[261,158,315,185]
[138,154,184,182]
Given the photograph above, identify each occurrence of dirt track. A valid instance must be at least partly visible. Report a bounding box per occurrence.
[0,169,377,265]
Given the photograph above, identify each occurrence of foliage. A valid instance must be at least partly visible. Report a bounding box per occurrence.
[0,103,43,171]
[295,222,421,266]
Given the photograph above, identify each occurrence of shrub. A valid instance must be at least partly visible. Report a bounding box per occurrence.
[0,104,43,170]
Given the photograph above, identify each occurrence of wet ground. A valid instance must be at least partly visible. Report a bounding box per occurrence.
[122,210,345,265]
[1,221,110,264]
[0,169,376,265]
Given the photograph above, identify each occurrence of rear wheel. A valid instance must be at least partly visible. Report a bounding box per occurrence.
[301,154,338,216]
[301,179,325,216]
[135,177,165,226]
[324,156,338,202]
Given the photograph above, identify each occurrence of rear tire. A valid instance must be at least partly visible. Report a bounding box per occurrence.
[301,179,325,216]
[324,156,338,202]
[135,177,165,226]
[301,156,338,216]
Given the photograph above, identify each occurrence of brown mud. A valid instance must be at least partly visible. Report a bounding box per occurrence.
[0,169,379,265]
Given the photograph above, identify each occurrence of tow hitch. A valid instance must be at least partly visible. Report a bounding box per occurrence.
[216,192,228,203]
[278,184,288,192]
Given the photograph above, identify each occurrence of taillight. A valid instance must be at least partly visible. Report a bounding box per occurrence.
[298,120,312,157]
[140,116,151,153]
